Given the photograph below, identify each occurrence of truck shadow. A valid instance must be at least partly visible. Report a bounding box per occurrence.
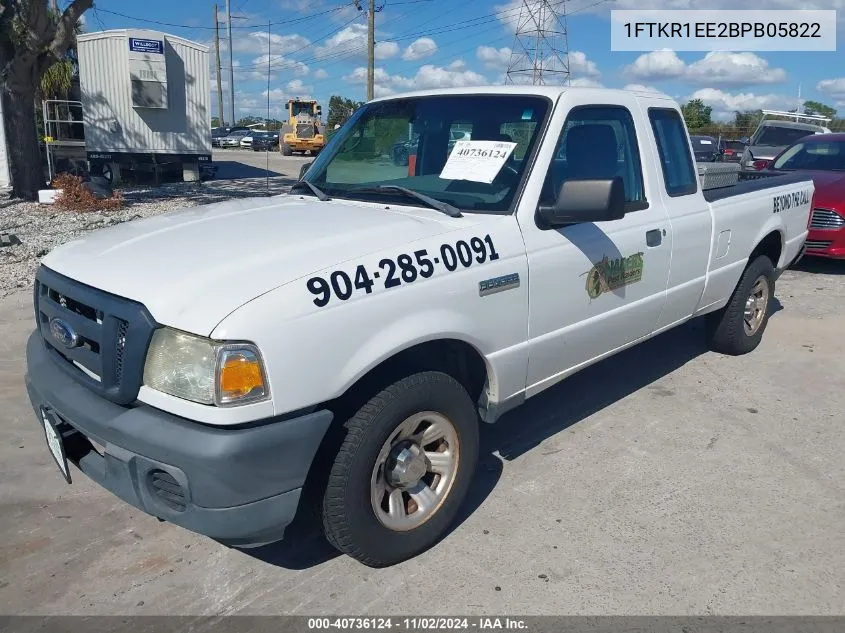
[791,257,845,276]
[242,307,784,570]
[211,160,284,180]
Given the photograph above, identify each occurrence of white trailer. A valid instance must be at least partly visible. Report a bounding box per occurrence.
[77,29,211,183]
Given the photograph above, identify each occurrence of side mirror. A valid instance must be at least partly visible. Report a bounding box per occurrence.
[299,161,312,180]
[538,177,626,228]
[739,136,750,144]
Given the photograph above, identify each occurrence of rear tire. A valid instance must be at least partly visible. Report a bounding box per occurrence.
[705,255,775,356]
[322,371,479,567]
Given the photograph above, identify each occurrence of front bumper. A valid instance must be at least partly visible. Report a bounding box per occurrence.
[804,227,845,260]
[25,331,333,547]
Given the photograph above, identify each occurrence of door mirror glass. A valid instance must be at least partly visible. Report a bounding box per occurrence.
[538,177,626,227]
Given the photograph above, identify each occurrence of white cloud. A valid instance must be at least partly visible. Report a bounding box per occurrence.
[403,37,437,61]
[286,79,313,96]
[250,54,309,77]
[344,64,488,96]
[625,50,787,87]
[315,24,398,60]
[625,49,687,81]
[623,83,662,93]
[569,77,604,88]
[567,50,600,77]
[448,59,467,71]
[686,88,796,118]
[476,45,512,70]
[817,78,845,107]
[229,32,310,56]
[375,41,400,60]
[314,69,329,80]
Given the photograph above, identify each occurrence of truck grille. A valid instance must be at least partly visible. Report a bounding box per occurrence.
[809,208,845,230]
[34,266,158,405]
[804,239,833,251]
[296,123,314,139]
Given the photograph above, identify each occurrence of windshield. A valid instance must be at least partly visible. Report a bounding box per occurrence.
[303,94,550,215]
[753,125,816,147]
[292,102,312,117]
[773,140,845,171]
[725,141,745,150]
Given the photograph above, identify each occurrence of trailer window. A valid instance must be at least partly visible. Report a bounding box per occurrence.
[649,108,698,197]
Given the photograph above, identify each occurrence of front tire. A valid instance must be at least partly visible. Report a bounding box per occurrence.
[281,144,293,156]
[706,255,775,355]
[322,371,479,567]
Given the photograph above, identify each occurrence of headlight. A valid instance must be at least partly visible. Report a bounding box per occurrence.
[143,328,269,406]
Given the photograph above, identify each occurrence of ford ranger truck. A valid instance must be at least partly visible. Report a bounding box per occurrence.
[25,86,813,568]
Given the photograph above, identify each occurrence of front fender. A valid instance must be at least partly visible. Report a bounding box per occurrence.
[211,218,529,417]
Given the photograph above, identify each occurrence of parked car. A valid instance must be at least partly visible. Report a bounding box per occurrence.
[220,130,250,148]
[212,126,249,147]
[26,86,813,568]
[391,133,419,166]
[690,135,724,162]
[721,139,746,163]
[741,119,830,171]
[764,132,845,259]
[252,131,280,151]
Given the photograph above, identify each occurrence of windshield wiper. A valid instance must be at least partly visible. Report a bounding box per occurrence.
[354,185,462,218]
[290,179,330,201]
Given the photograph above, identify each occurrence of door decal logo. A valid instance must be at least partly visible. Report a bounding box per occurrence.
[583,252,644,299]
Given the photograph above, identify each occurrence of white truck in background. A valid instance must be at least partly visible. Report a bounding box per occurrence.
[26,86,812,568]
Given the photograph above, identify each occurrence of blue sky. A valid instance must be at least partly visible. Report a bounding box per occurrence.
[87,0,845,122]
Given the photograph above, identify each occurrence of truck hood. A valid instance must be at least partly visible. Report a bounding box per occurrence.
[42,195,472,335]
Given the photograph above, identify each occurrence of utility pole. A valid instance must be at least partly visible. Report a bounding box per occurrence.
[226,0,236,125]
[367,0,375,101]
[214,4,225,126]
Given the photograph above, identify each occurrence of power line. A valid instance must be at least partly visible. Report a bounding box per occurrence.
[92,3,357,30]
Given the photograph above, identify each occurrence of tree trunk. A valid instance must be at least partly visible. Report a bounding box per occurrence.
[3,80,44,201]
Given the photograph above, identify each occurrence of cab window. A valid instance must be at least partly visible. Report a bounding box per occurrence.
[649,108,698,197]
[540,105,646,209]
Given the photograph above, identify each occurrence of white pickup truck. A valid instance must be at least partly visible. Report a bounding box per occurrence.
[26,86,813,568]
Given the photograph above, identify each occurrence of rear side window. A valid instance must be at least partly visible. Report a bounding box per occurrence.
[649,108,697,197]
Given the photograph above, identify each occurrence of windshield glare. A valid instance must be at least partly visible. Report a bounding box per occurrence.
[773,140,845,171]
[304,95,550,215]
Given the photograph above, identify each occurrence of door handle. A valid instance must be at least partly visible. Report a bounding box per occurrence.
[646,229,663,247]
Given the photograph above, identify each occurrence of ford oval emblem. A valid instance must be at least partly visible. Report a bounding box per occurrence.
[49,318,79,349]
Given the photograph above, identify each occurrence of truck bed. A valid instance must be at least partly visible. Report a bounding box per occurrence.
[702,171,812,202]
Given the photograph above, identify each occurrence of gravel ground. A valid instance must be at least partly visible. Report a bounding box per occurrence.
[0,179,290,298]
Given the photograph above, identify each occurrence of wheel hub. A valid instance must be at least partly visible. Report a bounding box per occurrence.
[385,441,428,489]
[370,411,461,532]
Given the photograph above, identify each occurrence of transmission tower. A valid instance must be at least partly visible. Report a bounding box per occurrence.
[505,0,571,86]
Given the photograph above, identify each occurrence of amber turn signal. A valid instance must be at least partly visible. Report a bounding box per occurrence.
[217,347,268,405]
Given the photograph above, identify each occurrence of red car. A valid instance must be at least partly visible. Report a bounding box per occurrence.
[766,133,845,259]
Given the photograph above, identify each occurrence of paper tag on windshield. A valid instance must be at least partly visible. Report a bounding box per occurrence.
[699,139,713,145]
[439,140,518,184]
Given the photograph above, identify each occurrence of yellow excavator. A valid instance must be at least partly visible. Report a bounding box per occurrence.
[280,99,326,156]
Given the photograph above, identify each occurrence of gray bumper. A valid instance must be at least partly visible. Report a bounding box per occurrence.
[24,330,333,547]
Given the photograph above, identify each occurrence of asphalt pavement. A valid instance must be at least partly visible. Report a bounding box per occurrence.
[1,246,843,615]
